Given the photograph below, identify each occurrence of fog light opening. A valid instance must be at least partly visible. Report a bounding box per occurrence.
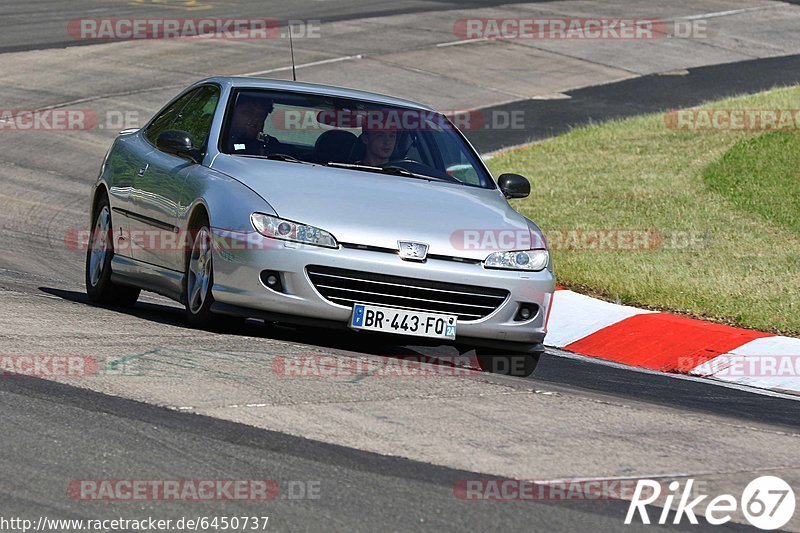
[515,304,538,322]
[260,270,284,292]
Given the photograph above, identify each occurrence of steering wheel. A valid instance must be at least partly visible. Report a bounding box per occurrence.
[384,158,419,165]
[382,159,461,183]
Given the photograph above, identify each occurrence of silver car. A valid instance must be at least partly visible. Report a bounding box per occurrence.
[85,77,555,376]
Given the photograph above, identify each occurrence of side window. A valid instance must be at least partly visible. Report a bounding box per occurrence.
[171,85,220,150]
[144,90,197,146]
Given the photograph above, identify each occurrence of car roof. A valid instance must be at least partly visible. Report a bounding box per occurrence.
[201,76,435,111]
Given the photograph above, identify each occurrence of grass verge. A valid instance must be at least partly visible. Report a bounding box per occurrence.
[487,86,800,335]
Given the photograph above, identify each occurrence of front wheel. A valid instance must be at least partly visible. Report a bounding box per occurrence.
[85,195,140,306]
[475,348,541,377]
[184,218,215,328]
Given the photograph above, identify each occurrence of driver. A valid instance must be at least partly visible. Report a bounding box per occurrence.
[358,124,398,166]
[228,94,284,155]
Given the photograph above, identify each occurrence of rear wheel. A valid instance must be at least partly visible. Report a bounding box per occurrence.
[475,348,541,377]
[85,194,140,306]
[184,214,215,328]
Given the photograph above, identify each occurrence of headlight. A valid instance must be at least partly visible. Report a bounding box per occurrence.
[251,213,338,249]
[484,250,549,271]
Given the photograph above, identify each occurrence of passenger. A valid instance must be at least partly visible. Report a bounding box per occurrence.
[228,94,284,155]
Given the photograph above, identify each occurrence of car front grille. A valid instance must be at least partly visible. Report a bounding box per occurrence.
[306,265,508,321]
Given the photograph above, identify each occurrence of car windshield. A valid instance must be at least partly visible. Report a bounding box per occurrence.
[220,89,495,189]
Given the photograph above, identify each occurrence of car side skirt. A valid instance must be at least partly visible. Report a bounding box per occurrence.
[111,255,184,302]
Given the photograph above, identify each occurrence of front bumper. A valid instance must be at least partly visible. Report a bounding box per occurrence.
[212,239,555,348]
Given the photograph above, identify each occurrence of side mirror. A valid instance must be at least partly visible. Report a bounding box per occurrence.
[498,173,530,199]
[156,130,201,163]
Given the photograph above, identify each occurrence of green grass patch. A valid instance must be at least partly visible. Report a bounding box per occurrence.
[703,131,800,235]
[487,86,800,335]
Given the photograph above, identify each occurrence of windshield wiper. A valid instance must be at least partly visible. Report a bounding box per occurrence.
[324,162,450,182]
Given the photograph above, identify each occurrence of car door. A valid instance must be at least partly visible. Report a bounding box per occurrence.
[124,89,195,266]
[132,85,220,271]
[105,133,153,259]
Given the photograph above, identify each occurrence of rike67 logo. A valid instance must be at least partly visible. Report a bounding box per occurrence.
[626,476,795,530]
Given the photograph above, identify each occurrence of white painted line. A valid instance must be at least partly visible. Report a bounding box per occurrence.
[657,69,690,77]
[435,37,489,48]
[680,6,778,21]
[241,54,362,77]
[531,93,571,100]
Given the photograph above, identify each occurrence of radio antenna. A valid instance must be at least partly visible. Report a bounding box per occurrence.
[288,23,297,81]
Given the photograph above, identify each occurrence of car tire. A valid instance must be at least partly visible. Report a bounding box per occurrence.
[475,348,541,377]
[184,213,216,328]
[85,194,140,306]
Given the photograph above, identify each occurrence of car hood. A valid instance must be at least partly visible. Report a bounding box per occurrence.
[211,155,542,261]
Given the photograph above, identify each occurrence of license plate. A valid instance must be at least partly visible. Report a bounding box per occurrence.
[350,304,457,340]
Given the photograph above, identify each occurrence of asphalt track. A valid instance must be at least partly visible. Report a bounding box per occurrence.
[473,53,800,153]
[2,1,800,531]
[0,0,548,53]
[1,374,718,533]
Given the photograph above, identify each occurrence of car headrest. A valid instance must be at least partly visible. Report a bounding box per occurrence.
[315,130,359,163]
